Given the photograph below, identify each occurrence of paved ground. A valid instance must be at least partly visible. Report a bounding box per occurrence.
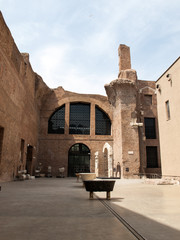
[96,179,180,240]
[0,178,180,240]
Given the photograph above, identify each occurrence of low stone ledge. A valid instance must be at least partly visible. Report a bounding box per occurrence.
[144,179,180,185]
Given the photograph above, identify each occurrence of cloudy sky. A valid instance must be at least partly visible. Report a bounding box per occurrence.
[0,0,180,95]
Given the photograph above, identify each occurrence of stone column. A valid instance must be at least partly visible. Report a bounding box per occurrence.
[65,102,69,135]
[118,44,131,73]
[90,103,95,136]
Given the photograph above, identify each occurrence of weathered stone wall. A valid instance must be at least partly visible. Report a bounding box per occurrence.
[0,12,50,181]
[118,44,131,72]
[105,71,140,178]
[38,87,113,177]
[105,45,161,178]
[105,44,140,178]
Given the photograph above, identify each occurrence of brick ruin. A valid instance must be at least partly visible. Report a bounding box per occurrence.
[0,12,161,181]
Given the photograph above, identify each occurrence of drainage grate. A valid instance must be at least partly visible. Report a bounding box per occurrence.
[96,196,147,240]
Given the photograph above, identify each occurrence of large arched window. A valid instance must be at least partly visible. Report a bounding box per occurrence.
[69,103,90,135]
[95,106,111,135]
[48,105,65,134]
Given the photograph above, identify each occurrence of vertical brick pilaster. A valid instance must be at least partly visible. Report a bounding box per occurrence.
[90,103,95,137]
[65,102,70,135]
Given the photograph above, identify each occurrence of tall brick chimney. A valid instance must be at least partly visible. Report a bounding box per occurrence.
[118,44,131,71]
[105,44,139,179]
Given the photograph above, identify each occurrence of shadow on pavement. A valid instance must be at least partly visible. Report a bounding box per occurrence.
[106,202,180,240]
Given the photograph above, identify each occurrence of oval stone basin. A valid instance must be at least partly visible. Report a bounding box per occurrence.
[80,173,96,181]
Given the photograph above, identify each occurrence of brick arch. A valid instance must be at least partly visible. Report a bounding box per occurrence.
[45,92,113,122]
[103,143,113,177]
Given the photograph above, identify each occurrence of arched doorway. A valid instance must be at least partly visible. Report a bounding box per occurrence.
[26,145,33,175]
[68,143,90,177]
[103,143,113,178]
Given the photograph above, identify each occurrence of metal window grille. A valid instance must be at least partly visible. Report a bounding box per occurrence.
[95,106,111,135]
[48,105,65,134]
[69,103,90,135]
[144,118,156,139]
[68,143,90,176]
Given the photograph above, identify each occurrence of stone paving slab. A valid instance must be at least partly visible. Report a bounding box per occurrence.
[96,179,180,240]
[0,178,136,240]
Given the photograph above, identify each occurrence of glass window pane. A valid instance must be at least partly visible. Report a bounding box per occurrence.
[68,143,90,176]
[48,105,65,134]
[69,103,90,135]
[144,118,156,139]
[95,106,111,135]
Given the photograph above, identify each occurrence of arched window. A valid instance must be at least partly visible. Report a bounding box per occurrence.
[69,103,90,135]
[95,106,111,135]
[48,105,65,134]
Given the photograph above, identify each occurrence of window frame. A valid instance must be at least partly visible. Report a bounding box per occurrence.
[0,126,4,163]
[146,146,158,168]
[144,117,156,139]
[69,102,90,135]
[144,94,152,105]
[165,100,171,120]
[95,106,111,135]
[48,104,65,134]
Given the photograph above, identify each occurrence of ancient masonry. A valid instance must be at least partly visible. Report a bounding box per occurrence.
[0,12,161,181]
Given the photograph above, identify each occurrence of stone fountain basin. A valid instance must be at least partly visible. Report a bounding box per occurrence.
[84,179,115,192]
[79,173,96,181]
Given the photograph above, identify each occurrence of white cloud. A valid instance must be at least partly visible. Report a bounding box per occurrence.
[31,43,116,95]
[56,70,116,95]
[1,0,180,92]
[31,44,71,85]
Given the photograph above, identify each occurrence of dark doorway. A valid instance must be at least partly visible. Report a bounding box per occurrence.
[68,143,90,177]
[146,146,158,168]
[26,145,33,175]
[0,127,4,163]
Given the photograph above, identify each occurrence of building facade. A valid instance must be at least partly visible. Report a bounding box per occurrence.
[156,57,180,177]
[38,88,113,177]
[0,12,161,181]
[0,11,51,181]
[105,45,161,178]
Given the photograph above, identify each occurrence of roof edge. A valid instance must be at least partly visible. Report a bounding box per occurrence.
[156,56,180,82]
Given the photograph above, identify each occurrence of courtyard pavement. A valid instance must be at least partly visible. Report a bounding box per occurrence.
[0,178,180,240]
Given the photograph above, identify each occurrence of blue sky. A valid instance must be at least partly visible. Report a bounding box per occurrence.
[0,0,180,95]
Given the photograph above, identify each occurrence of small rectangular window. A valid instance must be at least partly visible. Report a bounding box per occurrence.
[144,118,156,139]
[0,127,4,163]
[165,100,171,120]
[26,145,33,175]
[144,95,152,105]
[146,146,158,168]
